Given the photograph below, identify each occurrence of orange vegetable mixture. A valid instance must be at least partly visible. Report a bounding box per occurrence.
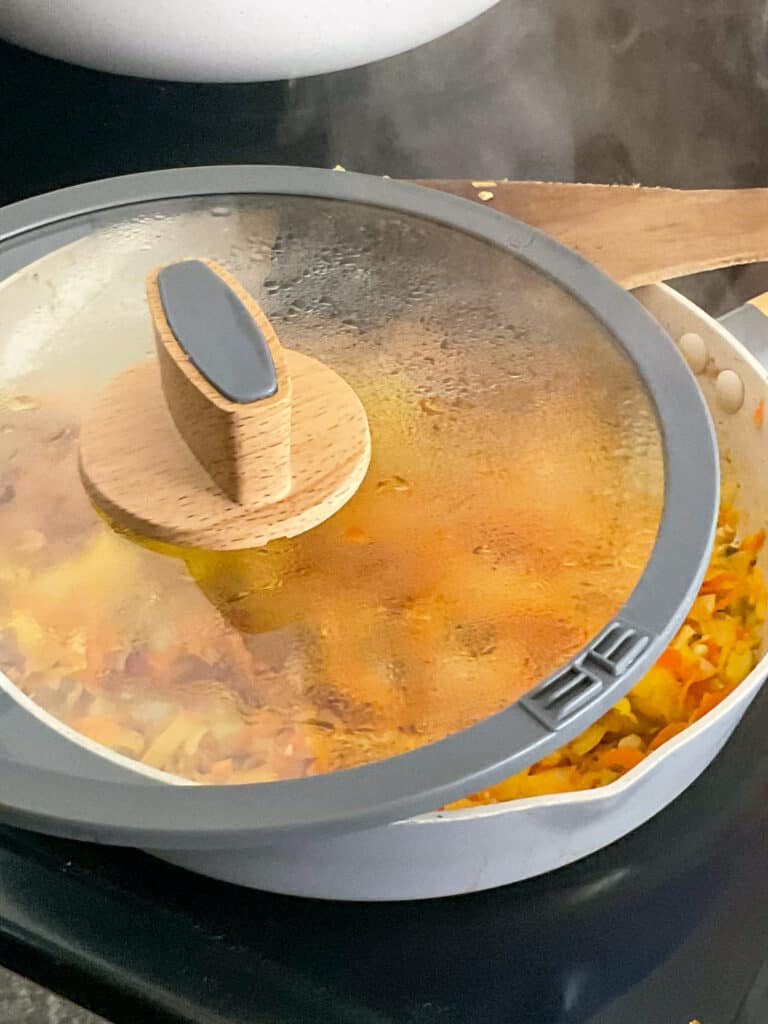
[0,350,665,787]
[446,496,766,808]
[0,384,762,800]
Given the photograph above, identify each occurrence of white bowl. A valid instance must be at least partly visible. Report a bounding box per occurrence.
[0,0,500,82]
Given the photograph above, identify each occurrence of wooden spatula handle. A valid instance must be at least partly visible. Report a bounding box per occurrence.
[422,181,768,289]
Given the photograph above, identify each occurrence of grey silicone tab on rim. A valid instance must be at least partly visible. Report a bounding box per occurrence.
[157,260,277,404]
[521,620,652,731]
[587,623,651,676]
[0,166,719,847]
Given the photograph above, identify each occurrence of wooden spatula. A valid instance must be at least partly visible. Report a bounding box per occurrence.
[423,181,768,290]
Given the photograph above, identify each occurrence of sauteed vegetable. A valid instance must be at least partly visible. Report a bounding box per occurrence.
[446,493,766,807]
[0,364,665,787]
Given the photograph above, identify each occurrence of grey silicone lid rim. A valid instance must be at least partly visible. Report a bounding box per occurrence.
[0,166,718,848]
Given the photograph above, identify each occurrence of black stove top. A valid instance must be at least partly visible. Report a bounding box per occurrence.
[3,6,768,1019]
[1,683,766,1024]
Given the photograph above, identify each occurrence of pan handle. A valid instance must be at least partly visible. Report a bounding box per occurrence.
[719,291,768,371]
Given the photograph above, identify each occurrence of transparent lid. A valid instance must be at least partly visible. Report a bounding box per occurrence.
[0,185,670,790]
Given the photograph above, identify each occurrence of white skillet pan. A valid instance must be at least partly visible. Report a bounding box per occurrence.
[147,282,768,899]
[2,278,763,899]
[0,262,762,900]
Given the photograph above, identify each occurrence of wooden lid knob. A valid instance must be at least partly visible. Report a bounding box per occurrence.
[79,260,371,550]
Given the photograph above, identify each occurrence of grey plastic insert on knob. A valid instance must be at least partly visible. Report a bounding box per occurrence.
[157,259,278,403]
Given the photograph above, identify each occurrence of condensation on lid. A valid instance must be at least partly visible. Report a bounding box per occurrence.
[0,192,664,789]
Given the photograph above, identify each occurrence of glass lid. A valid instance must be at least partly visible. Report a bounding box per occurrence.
[0,168,717,845]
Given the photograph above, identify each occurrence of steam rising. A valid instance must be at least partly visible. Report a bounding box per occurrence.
[288,0,768,311]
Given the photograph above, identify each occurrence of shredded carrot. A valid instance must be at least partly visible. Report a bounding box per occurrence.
[657,647,684,675]
[210,758,234,782]
[699,572,740,595]
[692,689,730,721]
[754,399,765,428]
[343,526,372,545]
[742,529,766,554]
[598,746,645,772]
[647,721,689,752]
[445,498,766,809]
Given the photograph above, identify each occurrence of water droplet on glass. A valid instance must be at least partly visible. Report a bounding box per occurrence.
[419,396,444,416]
[7,395,39,412]
[376,476,412,495]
